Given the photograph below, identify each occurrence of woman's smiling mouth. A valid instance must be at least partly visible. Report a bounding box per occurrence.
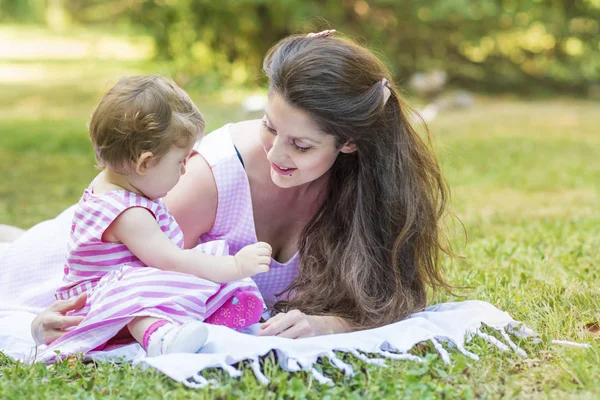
[271,163,297,176]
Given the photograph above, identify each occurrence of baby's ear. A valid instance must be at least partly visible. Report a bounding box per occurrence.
[340,139,357,154]
[135,152,154,175]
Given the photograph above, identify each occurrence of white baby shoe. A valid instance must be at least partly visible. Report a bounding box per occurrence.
[146,321,208,357]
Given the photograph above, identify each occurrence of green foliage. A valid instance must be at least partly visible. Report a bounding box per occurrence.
[60,0,600,93]
[3,0,599,93]
[0,0,46,23]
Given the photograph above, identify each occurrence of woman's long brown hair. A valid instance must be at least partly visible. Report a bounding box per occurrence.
[264,34,454,329]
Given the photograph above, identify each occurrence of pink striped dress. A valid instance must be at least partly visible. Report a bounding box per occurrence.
[37,185,263,362]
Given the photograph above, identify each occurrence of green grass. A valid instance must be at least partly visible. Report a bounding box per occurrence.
[1,29,599,399]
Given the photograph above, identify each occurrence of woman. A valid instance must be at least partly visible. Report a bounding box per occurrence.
[14,31,452,344]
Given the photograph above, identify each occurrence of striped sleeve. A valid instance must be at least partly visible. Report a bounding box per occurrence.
[79,191,162,240]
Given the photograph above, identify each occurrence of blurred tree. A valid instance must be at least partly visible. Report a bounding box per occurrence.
[2,0,599,94]
[0,0,46,22]
[46,0,70,30]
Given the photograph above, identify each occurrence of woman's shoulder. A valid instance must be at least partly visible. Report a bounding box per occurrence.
[230,119,264,164]
[229,119,261,144]
[193,124,234,164]
[230,119,261,136]
[196,119,263,168]
[164,152,218,248]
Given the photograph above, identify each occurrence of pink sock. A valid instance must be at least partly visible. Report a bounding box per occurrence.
[205,291,264,330]
[142,319,169,349]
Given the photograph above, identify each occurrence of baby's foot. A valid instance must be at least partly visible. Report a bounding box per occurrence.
[205,291,264,330]
[146,321,208,357]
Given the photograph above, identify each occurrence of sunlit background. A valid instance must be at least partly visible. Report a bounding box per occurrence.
[1,1,600,397]
[0,0,598,229]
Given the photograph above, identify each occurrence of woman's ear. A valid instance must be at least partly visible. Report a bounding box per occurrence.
[340,139,357,154]
[135,152,154,175]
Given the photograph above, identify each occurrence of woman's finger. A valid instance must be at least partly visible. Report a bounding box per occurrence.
[54,315,85,329]
[37,315,84,345]
[276,315,315,339]
[44,330,66,345]
[275,323,308,339]
[48,299,73,313]
[49,293,87,313]
[70,293,88,310]
[260,312,284,329]
[258,315,295,336]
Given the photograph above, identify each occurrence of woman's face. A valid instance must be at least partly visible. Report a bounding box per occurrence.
[260,92,355,189]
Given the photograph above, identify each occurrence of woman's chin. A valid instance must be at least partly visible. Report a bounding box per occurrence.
[270,169,300,188]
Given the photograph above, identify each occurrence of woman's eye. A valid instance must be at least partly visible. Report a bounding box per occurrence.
[293,142,312,152]
[262,120,276,133]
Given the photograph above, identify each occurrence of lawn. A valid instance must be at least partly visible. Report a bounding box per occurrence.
[1,27,599,399]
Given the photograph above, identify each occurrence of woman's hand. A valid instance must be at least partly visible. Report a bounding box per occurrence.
[257,310,351,339]
[31,293,87,345]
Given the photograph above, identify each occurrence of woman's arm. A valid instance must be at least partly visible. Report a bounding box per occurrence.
[258,310,354,338]
[163,154,218,249]
[107,207,271,283]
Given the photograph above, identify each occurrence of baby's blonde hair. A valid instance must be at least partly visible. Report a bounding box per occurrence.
[89,75,205,171]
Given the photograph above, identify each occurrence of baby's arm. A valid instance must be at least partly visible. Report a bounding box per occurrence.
[106,207,271,283]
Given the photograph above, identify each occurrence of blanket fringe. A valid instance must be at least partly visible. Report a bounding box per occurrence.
[499,328,527,358]
[251,357,270,385]
[155,317,587,387]
[285,357,302,372]
[220,362,242,378]
[327,351,354,376]
[430,338,451,364]
[376,350,425,363]
[475,329,510,352]
[474,326,528,358]
[454,343,480,360]
[311,367,334,385]
[551,340,591,348]
[348,349,387,366]
[186,373,209,388]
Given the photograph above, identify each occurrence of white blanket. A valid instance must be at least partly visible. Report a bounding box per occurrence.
[1,301,536,387]
[0,206,538,387]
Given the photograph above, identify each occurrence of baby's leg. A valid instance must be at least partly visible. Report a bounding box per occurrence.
[127,316,163,344]
[128,316,208,357]
[205,290,264,330]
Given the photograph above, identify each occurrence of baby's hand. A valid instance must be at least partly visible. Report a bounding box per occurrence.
[234,242,272,278]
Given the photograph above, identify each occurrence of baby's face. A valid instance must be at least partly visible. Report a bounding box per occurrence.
[135,140,197,200]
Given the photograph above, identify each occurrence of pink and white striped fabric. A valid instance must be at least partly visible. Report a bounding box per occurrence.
[194,124,300,308]
[56,188,182,300]
[37,254,261,362]
[37,188,263,362]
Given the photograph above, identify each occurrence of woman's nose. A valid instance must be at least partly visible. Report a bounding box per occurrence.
[267,136,286,164]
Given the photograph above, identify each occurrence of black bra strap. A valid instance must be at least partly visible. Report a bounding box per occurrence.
[233,145,245,169]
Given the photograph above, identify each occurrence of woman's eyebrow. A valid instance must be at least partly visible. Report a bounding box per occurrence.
[292,136,322,144]
[264,111,276,130]
[265,111,323,144]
